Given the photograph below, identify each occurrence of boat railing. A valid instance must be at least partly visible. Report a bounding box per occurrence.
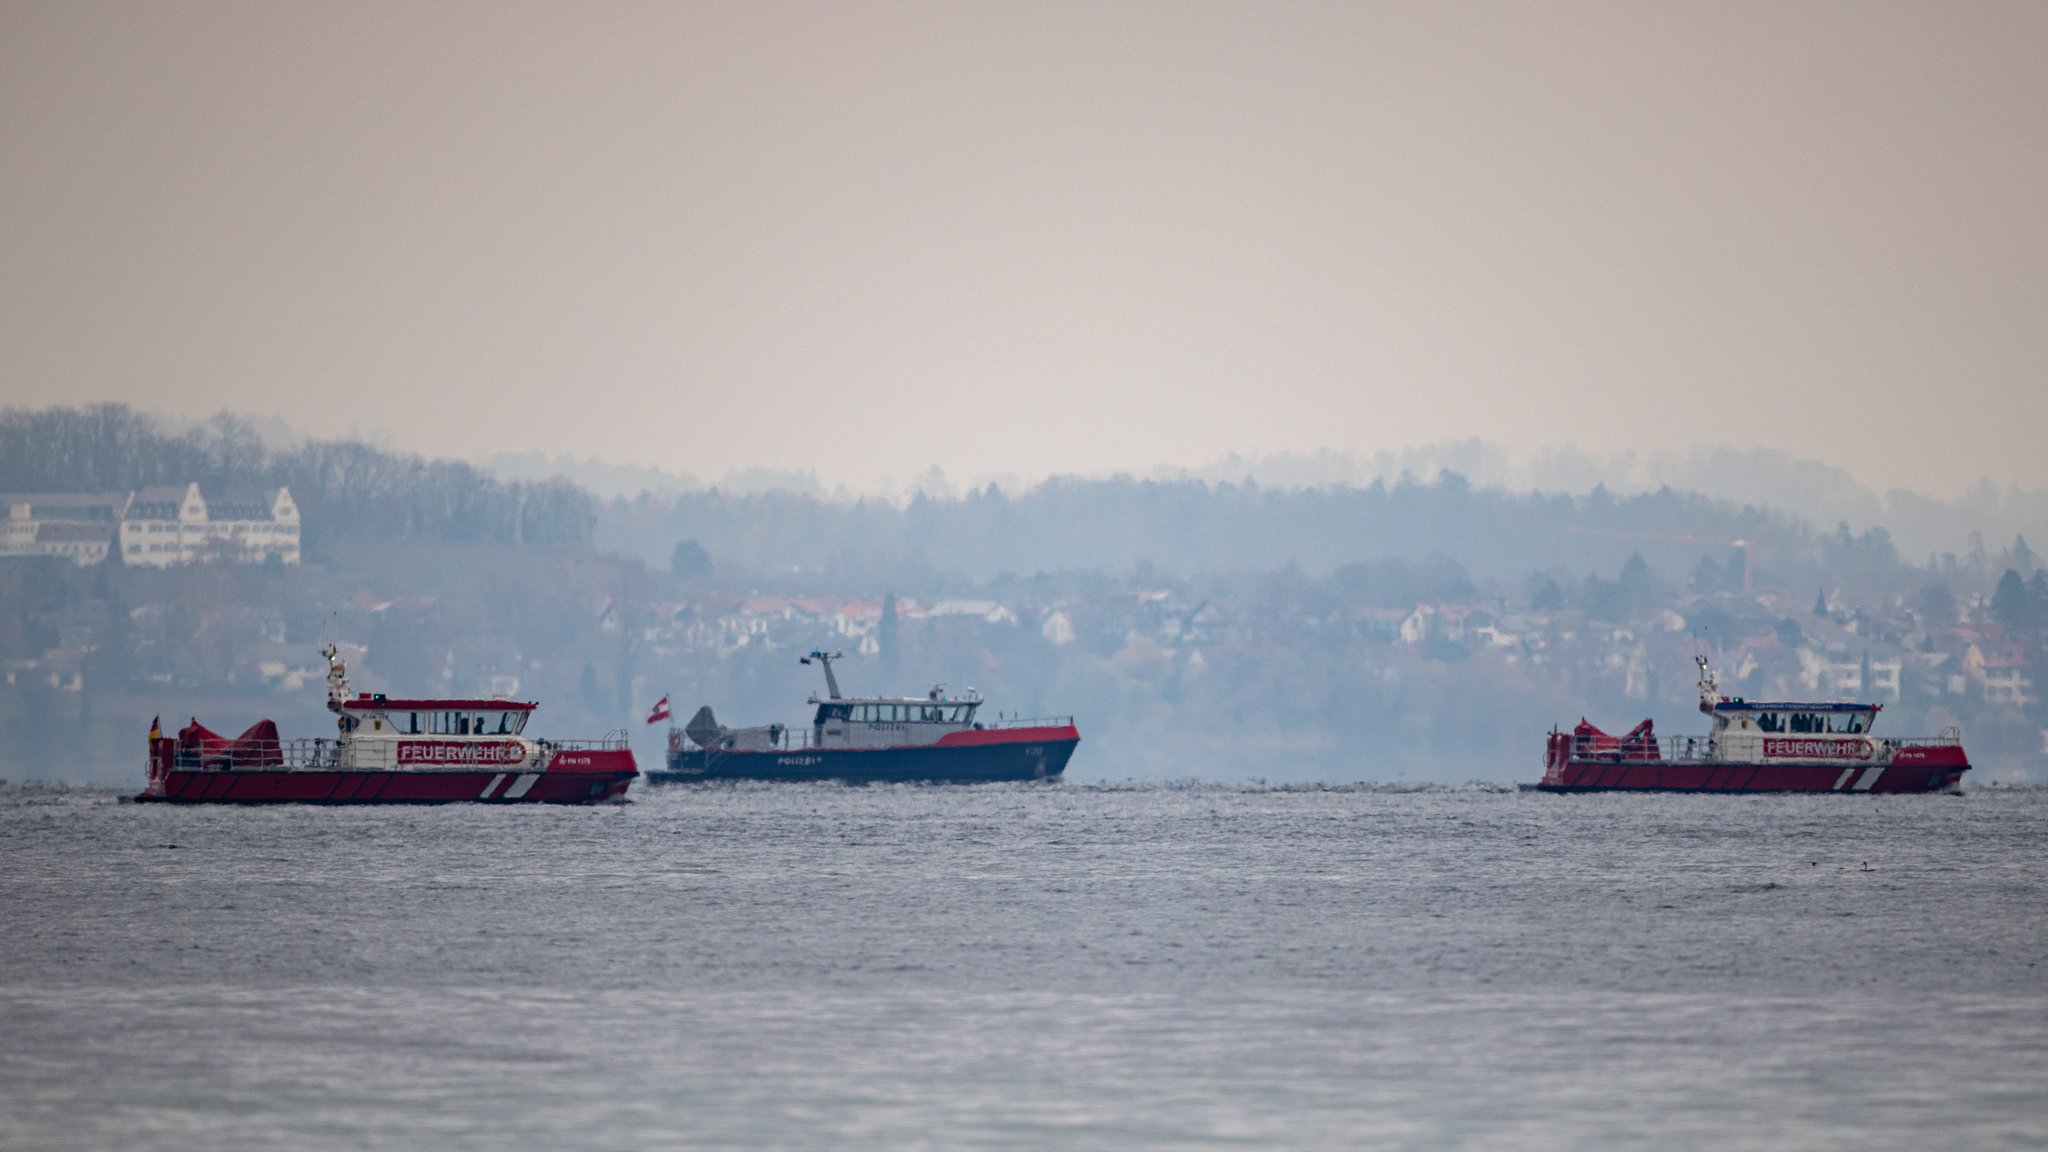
[156,732,630,771]
[689,715,1079,755]
[1565,730,1965,765]
[1885,732,1965,749]
[161,738,339,771]
[542,730,631,752]
[982,715,1076,729]
[1660,737,1709,763]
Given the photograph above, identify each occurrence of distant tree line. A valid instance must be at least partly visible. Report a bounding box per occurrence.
[0,405,595,555]
[1991,560,2048,643]
[602,471,1911,591]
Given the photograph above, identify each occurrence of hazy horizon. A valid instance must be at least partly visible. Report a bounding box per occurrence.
[6,2,2046,497]
[40,401,2048,510]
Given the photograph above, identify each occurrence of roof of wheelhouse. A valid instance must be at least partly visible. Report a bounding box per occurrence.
[811,693,981,705]
[1712,700,1880,713]
[340,694,536,711]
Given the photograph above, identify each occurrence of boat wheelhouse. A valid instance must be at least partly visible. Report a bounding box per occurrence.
[1533,656,1970,794]
[651,650,1079,784]
[137,645,638,803]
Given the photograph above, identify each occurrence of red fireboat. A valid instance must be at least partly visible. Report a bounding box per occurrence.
[1533,656,1970,794]
[136,645,638,804]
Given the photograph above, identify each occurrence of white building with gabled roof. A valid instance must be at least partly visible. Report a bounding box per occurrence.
[3,491,130,565]
[1,483,300,567]
[117,482,299,567]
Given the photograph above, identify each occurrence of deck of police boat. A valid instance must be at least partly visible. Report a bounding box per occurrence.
[650,651,1079,784]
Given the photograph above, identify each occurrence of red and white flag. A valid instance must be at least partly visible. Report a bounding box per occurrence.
[646,695,671,725]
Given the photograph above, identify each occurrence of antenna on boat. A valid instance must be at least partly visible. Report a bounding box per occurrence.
[1695,653,1721,711]
[801,650,844,699]
[322,641,351,715]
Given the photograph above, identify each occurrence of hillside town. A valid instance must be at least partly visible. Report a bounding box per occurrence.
[622,578,2036,718]
[592,558,2046,778]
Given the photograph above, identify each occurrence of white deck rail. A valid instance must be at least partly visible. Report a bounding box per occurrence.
[156,733,629,773]
[1568,729,1963,764]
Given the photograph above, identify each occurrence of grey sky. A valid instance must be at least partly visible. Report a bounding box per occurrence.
[3,1,2043,496]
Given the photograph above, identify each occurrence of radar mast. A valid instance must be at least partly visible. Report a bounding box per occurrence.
[801,650,845,700]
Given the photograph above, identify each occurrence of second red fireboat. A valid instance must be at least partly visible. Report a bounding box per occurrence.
[1533,656,1970,794]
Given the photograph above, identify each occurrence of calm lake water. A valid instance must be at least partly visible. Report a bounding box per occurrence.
[2,781,2044,1150]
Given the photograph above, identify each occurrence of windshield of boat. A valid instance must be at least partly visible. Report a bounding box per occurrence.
[819,702,973,724]
[1755,711,1868,734]
[421,710,527,736]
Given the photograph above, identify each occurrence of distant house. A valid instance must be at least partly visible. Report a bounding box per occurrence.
[1400,605,1435,644]
[1983,666,2034,709]
[1961,642,2033,708]
[34,520,114,565]
[1,483,300,567]
[927,599,1016,625]
[1796,646,1872,700]
[1354,608,1410,643]
[120,483,300,568]
[1041,609,1076,646]
[4,492,129,566]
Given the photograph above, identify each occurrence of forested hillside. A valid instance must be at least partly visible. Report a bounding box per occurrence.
[1,405,595,554]
[598,472,1907,595]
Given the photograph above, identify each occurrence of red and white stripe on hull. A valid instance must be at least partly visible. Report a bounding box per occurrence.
[140,749,637,804]
[1537,745,1969,794]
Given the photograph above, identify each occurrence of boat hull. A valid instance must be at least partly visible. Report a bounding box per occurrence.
[135,761,637,805]
[1531,746,1969,794]
[650,726,1078,784]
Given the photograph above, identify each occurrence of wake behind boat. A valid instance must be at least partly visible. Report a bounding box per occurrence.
[648,651,1079,784]
[1531,656,1970,794]
[135,644,638,804]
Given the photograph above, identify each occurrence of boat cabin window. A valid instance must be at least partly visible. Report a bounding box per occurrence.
[1742,710,1869,735]
[385,711,420,735]
[834,702,970,724]
[872,703,963,724]
[424,710,510,736]
[1770,711,1869,735]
